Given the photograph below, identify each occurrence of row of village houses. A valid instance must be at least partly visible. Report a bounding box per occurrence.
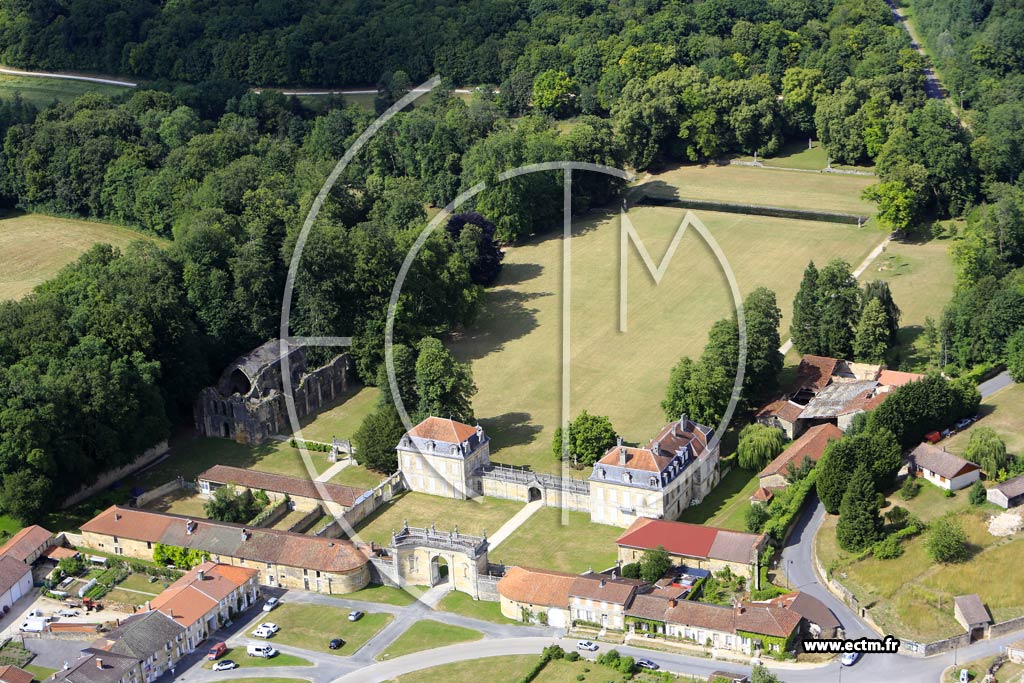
[0,523,259,683]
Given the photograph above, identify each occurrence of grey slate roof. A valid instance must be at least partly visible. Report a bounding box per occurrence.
[797,380,878,419]
[909,443,979,479]
[104,611,184,660]
[993,474,1024,500]
[0,555,29,596]
[954,594,991,626]
[53,649,138,683]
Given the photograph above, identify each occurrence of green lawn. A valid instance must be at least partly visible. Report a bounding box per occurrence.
[144,489,209,517]
[677,466,759,530]
[376,620,482,660]
[862,235,957,372]
[736,139,874,172]
[339,584,418,606]
[448,197,883,474]
[816,484,1024,642]
[0,212,164,300]
[116,572,163,594]
[642,162,878,214]
[24,664,57,682]
[493,507,621,574]
[0,74,131,108]
[353,492,523,547]
[944,384,1024,458]
[293,386,379,443]
[393,655,538,683]
[126,435,318,490]
[330,463,386,490]
[202,649,311,669]
[434,590,517,624]
[248,603,392,656]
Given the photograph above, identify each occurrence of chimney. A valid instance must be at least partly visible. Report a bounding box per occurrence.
[618,448,627,466]
[197,570,205,581]
[145,601,151,612]
[669,598,677,608]
[167,608,173,618]
[611,569,617,580]
[95,659,104,670]
[599,578,606,588]
[114,513,121,521]
[616,436,623,447]
[241,528,249,541]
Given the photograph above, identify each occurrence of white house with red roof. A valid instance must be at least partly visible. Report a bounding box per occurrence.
[589,415,719,527]
[396,416,491,499]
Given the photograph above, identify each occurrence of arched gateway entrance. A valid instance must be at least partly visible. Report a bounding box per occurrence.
[387,522,492,598]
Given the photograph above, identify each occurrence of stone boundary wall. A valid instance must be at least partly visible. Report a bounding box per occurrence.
[814,538,1024,657]
[63,441,169,508]
[341,472,404,528]
[249,499,290,528]
[287,505,325,533]
[133,477,185,508]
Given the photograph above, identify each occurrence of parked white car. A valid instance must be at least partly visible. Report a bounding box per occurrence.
[211,660,237,671]
[257,622,279,633]
[262,597,279,612]
[252,626,275,639]
[246,644,277,658]
[576,641,599,651]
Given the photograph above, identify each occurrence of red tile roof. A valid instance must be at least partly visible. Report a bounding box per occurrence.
[43,546,79,561]
[596,446,672,473]
[0,665,33,683]
[755,399,804,423]
[750,487,774,503]
[407,417,478,444]
[497,566,576,609]
[616,518,764,564]
[0,525,52,562]
[569,575,639,605]
[795,355,840,394]
[82,506,366,574]
[736,602,802,638]
[758,423,843,478]
[877,369,925,388]
[147,562,256,627]
[0,555,30,595]
[198,465,366,507]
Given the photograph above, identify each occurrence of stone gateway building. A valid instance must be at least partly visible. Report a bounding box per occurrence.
[194,339,352,445]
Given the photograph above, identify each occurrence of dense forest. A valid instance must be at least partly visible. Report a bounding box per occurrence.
[0,0,1020,523]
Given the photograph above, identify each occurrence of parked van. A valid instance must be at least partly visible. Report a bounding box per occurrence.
[207,643,227,660]
[20,617,48,633]
[246,644,277,658]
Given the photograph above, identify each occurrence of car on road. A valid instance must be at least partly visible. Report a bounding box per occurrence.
[841,652,861,666]
[258,622,279,633]
[576,641,599,651]
[252,626,276,639]
[329,638,345,650]
[955,418,973,430]
[636,659,659,670]
[348,610,364,622]
[211,660,237,671]
[263,597,279,612]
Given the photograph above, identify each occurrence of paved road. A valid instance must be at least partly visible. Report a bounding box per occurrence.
[884,0,944,99]
[979,371,1013,399]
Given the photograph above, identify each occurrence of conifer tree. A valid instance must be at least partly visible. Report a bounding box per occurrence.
[836,463,882,551]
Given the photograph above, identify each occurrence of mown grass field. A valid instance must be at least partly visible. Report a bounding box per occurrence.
[435,590,516,624]
[393,655,538,683]
[943,384,1024,457]
[677,467,759,530]
[376,620,482,660]
[816,484,1024,642]
[0,73,130,108]
[493,507,622,573]
[449,194,884,473]
[641,163,878,215]
[0,212,164,300]
[862,235,957,371]
[735,139,875,172]
[292,386,379,443]
[352,492,523,547]
[245,603,391,656]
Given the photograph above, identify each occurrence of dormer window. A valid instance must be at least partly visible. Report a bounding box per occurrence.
[623,471,632,483]
[597,468,606,479]
[649,476,658,487]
